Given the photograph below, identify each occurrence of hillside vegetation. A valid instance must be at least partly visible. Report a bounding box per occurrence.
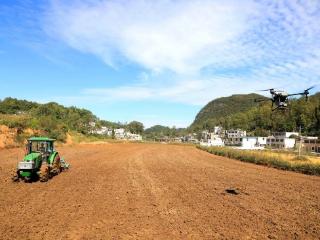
[190,92,320,137]
[0,98,97,141]
[0,98,125,142]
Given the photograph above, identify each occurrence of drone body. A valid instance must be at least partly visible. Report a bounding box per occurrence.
[256,86,315,111]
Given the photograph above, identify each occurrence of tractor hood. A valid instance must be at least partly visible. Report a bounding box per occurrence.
[24,152,41,161]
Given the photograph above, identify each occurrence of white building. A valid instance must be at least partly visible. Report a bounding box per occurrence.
[273,132,299,138]
[126,132,143,141]
[114,128,126,139]
[266,132,298,149]
[94,126,112,136]
[225,129,247,145]
[303,137,320,153]
[114,128,143,141]
[240,137,266,149]
[200,135,224,147]
[201,131,224,147]
[213,126,224,135]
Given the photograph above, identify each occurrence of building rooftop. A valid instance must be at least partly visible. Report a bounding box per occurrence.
[28,137,56,142]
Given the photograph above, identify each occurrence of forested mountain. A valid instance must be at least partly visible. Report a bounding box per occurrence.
[191,94,267,130]
[190,92,320,137]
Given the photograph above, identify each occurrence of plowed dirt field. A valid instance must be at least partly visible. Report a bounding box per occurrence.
[0,143,319,239]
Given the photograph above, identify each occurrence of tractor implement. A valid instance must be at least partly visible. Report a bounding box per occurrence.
[12,137,70,182]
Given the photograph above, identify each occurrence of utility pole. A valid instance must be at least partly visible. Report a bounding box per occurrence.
[298,125,302,158]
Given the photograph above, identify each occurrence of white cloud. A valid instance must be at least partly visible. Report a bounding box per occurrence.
[44,0,260,73]
[43,0,320,105]
[79,77,262,106]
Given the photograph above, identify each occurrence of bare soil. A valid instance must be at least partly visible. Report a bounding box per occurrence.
[0,143,319,239]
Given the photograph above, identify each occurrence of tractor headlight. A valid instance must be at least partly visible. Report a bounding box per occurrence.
[18,161,35,170]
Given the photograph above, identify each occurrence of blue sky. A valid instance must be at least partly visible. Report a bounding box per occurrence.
[0,0,320,127]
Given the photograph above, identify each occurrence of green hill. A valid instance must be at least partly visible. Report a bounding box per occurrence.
[190,93,267,130]
[144,125,186,139]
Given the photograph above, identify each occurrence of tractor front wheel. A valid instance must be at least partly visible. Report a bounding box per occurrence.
[24,177,32,183]
[12,173,20,182]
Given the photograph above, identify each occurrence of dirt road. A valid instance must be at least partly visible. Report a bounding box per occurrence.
[0,143,319,239]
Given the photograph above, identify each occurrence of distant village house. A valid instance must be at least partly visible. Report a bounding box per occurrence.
[266,132,298,149]
[225,129,246,146]
[240,136,266,150]
[302,137,320,153]
[200,129,224,147]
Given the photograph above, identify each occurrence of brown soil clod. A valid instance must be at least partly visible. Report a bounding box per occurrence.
[225,188,240,195]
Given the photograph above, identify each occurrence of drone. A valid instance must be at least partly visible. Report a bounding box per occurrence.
[255,86,315,111]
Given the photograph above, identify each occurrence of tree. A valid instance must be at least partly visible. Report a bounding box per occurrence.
[127,121,144,134]
[170,126,177,137]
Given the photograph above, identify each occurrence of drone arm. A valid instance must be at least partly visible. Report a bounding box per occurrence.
[287,93,303,97]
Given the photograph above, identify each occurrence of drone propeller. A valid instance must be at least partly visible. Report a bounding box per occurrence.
[303,85,315,100]
[288,85,316,101]
[305,85,315,92]
[301,85,316,101]
[258,88,274,92]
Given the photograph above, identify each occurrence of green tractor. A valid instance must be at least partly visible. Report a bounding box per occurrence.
[12,137,70,182]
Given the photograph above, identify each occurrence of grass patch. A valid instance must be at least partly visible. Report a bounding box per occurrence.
[197,146,320,176]
[292,155,309,161]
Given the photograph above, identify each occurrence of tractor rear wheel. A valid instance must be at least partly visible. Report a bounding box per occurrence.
[40,164,50,182]
[51,155,61,176]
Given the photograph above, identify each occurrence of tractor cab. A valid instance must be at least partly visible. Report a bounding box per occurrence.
[26,137,55,156]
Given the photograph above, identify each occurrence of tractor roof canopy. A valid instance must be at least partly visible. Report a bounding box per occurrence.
[28,137,56,142]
